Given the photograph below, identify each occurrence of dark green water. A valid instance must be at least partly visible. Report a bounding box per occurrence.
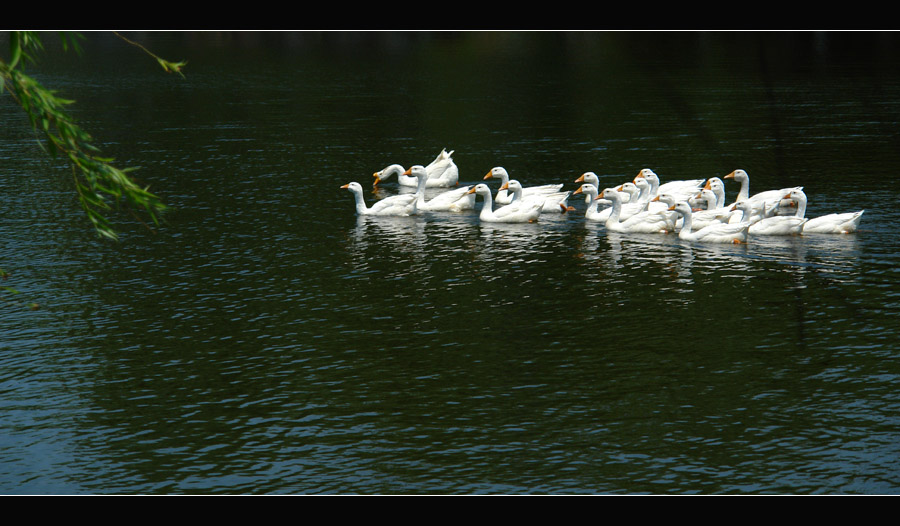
[2,31,900,494]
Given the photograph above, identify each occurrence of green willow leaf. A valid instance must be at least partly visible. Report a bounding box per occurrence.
[2,31,175,240]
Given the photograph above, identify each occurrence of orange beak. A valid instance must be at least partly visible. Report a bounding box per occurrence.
[483,171,493,180]
[724,171,735,180]
[575,174,585,183]
[372,172,380,186]
[341,184,350,189]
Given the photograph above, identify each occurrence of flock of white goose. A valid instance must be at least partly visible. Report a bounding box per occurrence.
[342,149,865,243]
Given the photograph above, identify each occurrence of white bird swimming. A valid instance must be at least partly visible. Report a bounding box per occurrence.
[635,168,704,202]
[692,188,718,211]
[572,184,608,221]
[747,212,808,236]
[784,188,865,234]
[467,183,543,223]
[684,188,731,230]
[484,167,564,205]
[504,180,573,213]
[373,149,459,188]
[598,188,673,234]
[702,177,728,211]
[403,165,475,212]
[575,172,605,205]
[723,169,802,209]
[669,201,750,243]
[341,182,417,216]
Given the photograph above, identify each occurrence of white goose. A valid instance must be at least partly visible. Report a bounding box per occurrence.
[341,182,417,216]
[685,188,731,230]
[575,172,603,205]
[635,168,704,202]
[743,197,807,235]
[785,189,865,234]
[585,179,654,223]
[617,182,643,205]
[693,188,718,211]
[467,183,542,223]
[373,149,459,188]
[705,178,728,209]
[598,188,673,234]
[572,184,609,222]
[647,193,684,231]
[504,180,573,213]
[403,165,475,212]
[747,214,807,235]
[669,201,750,244]
[484,167,564,205]
[723,169,802,215]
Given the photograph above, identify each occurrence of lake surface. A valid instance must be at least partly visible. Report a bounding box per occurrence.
[2,31,900,494]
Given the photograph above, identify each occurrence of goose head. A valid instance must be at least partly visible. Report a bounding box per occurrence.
[403,165,428,179]
[724,169,748,182]
[372,164,405,187]
[667,201,693,216]
[573,183,597,196]
[653,193,677,208]
[505,180,524,193]
[342,182,363,194]
[484,167,509,182]
[694,189,717,208]
[635,169,660,190]
[575,171,599,184]
[728,200,753,213]
[635,168,658,181]
[597,187,622,202]
[617,182,639,200]
[633,177,653,196]
[784,188,806,201]
[703,177,723,190]
[467,183,491,197]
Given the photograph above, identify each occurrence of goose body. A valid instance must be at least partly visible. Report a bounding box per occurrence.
[599,188,674,233]
[484,167,564,205]
[785,189,865,234]
[670,201,749,243]
[373,149,459,188]
[505,180,573,213]
[723,169,803,222]
[573,184,610,222]
[686,188,731,230]
[342,182,417,216]
[467,183,543,223]
[748,215,808,235]
[587,180,654,223]
[635,168,704,203]
[404,165,475,211]
[575,172,603,205]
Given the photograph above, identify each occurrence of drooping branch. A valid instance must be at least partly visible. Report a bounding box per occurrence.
[1,31,176,241]
[113,31,187,77]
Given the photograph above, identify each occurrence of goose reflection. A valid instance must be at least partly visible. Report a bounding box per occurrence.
[476,221,549,265]
[346,215,427,276]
